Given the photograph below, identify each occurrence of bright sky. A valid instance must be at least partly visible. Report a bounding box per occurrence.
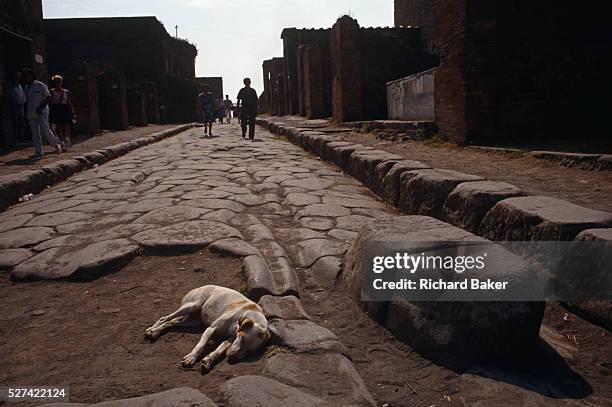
[42,0,393,100]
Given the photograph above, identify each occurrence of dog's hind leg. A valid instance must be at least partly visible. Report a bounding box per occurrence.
[145,302,200,340]
[201,340,232,373]
[181,326,216,367]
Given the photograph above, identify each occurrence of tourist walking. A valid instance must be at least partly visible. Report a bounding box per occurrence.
[197,84,215,136]
[22,68,62,158]
[236,78,258,140]
[224,95,233,124]
[49,75,76,148]
[10,72,26,144]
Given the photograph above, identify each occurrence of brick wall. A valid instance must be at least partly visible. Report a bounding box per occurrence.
[394,0,436,52]
[302,45,325,119]
[331,16,362,122]
[65,60,101,135]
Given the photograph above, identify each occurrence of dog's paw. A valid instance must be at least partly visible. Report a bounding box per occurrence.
[181,353,198,368]
[200,356,213,373]
[144,327,158,341]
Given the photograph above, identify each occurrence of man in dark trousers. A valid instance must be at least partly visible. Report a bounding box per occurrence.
[236,78,258,140]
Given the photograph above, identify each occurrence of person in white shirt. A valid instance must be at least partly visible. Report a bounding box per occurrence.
[22,68,62,158]
[10,72,26,143]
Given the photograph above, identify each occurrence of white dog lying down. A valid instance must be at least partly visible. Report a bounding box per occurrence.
[145,285,272,371]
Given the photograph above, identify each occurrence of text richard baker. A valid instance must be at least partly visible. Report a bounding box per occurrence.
[370,252,509,291]
[372,278,508,290]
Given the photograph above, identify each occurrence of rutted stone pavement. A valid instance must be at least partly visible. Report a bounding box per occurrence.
[0,123,400,405]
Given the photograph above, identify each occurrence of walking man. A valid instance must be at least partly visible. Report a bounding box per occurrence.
[22,68,62,158]
[236,78,258,140]
[10,72,26,144]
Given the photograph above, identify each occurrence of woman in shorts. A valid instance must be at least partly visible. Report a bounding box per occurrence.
[197,84,215,136]
[49,75,76,148]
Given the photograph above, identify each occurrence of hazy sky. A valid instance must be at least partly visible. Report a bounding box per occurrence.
[42,0,393,99]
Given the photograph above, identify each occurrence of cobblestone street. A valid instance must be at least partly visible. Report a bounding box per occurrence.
[1,124,610,406]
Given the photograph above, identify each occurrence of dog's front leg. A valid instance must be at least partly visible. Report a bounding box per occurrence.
[181,327,215,367]
[201,340,232,373]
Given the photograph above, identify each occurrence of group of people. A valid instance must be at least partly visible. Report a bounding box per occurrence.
[10,68,77,158]
[197,77,258,140]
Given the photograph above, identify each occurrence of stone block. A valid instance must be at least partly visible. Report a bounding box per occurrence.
[399,169,484,217]
[442,181,524,233]
[479,196,612,241]
[341,215,544,370]
[221,376,326,407]
[381,160,430,207]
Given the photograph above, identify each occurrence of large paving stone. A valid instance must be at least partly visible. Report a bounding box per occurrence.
[210,238,261,257]
[274,227,325,242]
[479,196,612,241]
[341,215,544,370]
[399,169,485,217]
[133,220,242,252]
[42,387,217,407]
[0,227,56,249]
[307,256,342,288]
[243,255,299,300]
[381,160,430,207]
[221,375,326,407]
[258,295,310,320]
[281,177,335,191]
[299,217,335,231]
[0,248,33,269]
[105,198,176,214]
[134,205,211,225]
[270,319,347,354]
[288,239,349,267]
[295,204,351,219]
[0,214,33,233]
[321,195,386,209]
[25,212,90,227]
[442,181,524,233]
[284,192,320,206]
[12,239,140,280]
[264,353,376,406]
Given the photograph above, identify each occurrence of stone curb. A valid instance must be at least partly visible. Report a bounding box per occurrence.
[257,117,612,244]
[0,123,195,213]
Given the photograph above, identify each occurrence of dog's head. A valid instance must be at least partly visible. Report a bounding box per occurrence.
[227,315,273,360]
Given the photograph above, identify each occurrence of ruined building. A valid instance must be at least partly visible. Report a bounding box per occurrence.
[394,0,612,145]
[0,0,47,149]
[44,16,198,131]
[264,16,436,123]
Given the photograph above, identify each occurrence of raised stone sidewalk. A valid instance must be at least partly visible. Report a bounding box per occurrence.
[0,124,195,212]
[257,115,612,329]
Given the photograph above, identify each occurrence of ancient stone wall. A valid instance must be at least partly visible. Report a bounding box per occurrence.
[282,28,332,118]
[394,0,436,51]
[141,81,160,124]
[331,16,362,122]
[127,83,147,126]
[97,68,129,131]
[301,45,325,119]
[65,60,101,135]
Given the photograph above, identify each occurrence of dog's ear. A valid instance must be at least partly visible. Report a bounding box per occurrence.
[238,316,254,332]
